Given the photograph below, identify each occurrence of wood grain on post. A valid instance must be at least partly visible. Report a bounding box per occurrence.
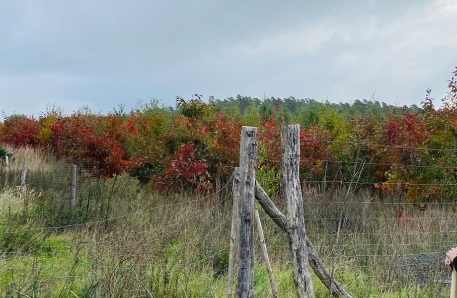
[255,181,352,298]
[281,124,314,298]
[254,209,278,298]
[227,167,241,297]
[236,126,258,298]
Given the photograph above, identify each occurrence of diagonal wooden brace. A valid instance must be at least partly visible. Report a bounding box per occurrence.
[255,181,352,298]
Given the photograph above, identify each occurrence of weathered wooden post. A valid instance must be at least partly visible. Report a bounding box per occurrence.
[3,156,9,176]
[227,167,241,297]
[236,126,258,298]
[254,209,278,298]
[20,168,27,187]
[281,124,314,297]
[70,164,77,211]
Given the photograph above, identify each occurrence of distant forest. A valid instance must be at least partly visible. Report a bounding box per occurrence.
[209,94,421,124]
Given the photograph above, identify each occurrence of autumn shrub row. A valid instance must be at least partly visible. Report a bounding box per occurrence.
[1,69,457,201]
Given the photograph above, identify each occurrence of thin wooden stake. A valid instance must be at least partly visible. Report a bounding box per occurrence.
[20,168,27,187]
[451,270,457,298]
[227,167,241,297]
[281,124,314,298]
[254,209,278,298]
[70,164,77,211]
[235,126,258,298]
[255,181,352,298]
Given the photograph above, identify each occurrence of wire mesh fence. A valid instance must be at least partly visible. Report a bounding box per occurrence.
[1,149,457,296]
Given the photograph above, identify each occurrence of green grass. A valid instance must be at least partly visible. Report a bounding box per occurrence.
[0,146,455,297]
[1,234,93,297]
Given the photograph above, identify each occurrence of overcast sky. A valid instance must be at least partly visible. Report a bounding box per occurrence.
[1,0,456,119]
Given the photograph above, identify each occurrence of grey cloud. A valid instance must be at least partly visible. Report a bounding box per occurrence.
[0,0,455,118]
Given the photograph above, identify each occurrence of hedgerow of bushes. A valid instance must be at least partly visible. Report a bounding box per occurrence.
[1,68,457,201]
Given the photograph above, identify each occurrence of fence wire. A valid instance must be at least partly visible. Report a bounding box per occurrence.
[1,160,456,296]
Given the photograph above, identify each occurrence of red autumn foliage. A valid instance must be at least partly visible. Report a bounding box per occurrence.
[48,114,133,177]
[378,110,431,199]
[258,112,281,168]
[1,67,457,197]
[207,111,242,176]
[1,116,40,147]
[300,124,335,179]
[151,143,211,193]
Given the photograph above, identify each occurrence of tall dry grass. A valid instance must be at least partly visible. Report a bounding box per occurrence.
[1,146,456,297]
[302,185,456,294]
[0,146,235,296]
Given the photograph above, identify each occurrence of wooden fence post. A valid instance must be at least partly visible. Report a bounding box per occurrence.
[254,209,278,298]
[4,155,9,168]
[70,164,77,211]
[281,124,315,298]
[236,126,258,298]
[20,168,27,187]
[227,167,241,297]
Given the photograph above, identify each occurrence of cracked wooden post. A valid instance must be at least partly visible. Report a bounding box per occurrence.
[281,124,314,298]
[236,126,258,298]
[227,167,241,297]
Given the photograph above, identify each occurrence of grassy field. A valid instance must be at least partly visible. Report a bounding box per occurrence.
[1,146,456,297]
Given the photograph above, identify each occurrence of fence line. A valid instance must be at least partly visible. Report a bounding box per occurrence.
[5,228,455,258]
[260,156,457,168]
[0,170,234,236]
[2,205,231,257]
[2,150,457,296]
[0,191,230,236]
[303,181,457,187]
[265,137,457,152]
[2,216,231,269]
[5,248,231,285]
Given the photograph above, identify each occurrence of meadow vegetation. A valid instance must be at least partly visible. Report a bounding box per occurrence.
[0,146,456,297]
[1,68,457,296]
